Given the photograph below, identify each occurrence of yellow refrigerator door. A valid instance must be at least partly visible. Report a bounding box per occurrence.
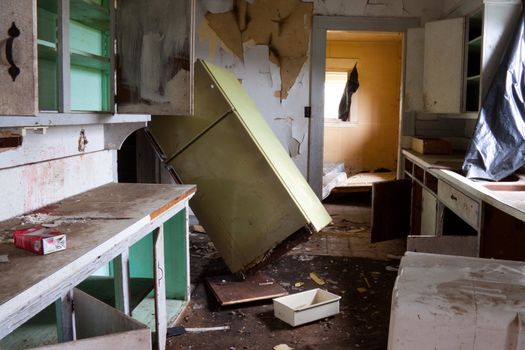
[149,60,331,273]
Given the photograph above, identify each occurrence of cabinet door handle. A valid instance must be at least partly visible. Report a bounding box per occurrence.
[450,194,458,201]
[6,22,20,82]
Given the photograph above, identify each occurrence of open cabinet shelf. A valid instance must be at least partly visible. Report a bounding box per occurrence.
[70,0,110,30]
[464,9,483,112]
[1,0,194,118]
[37,0,111,112]
[71,49,110,71]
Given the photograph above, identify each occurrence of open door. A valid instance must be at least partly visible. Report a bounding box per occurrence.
[0,1,37,116]
[116,0,194,116]
[371,179,411,243]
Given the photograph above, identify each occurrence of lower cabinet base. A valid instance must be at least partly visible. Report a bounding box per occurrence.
[407,235,478,257]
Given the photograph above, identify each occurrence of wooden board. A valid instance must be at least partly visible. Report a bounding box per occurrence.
[206,272,288,306]
[411,137,452,155]
[33,289,151,350]
[371,179,411,243]
[333,172,396,193]
[0,183,195,339]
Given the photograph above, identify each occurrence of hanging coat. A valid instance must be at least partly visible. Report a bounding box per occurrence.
[463,9,525,181]
[338,64,359,122]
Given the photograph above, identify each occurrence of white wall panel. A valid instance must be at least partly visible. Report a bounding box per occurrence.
[0,150,115,221]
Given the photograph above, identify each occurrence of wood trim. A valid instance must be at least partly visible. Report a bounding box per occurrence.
[55,290,76,342]
[309,15,420,198]
[113,250,131,315]
[153,226,167,350]
[149,190,196,220]
[58,0,71,113]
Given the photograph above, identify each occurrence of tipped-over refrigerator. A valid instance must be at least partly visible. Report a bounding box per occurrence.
[148,60,331,273]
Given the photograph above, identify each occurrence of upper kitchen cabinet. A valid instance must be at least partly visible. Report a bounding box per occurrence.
[0,0,194,117]
[0,2,38,116]
[406,1,521,116]
[116,0,194,116]
[422,17,466,114]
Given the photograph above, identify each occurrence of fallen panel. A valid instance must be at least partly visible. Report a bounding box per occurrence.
[206,272,287,306]
[149,60,331,273]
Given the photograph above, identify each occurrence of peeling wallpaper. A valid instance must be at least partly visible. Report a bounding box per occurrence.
[196,0,443,175]
[196,0,311,174]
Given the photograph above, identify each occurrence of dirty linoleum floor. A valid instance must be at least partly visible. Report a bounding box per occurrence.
[168,193,405,350]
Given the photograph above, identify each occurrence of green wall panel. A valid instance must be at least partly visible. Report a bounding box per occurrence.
[164,209,188,300]
[129,232,154,279]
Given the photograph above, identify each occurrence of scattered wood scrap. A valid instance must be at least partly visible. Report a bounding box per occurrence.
[206,272,288,306]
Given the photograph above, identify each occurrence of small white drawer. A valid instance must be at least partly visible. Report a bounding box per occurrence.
[438,180,480,229]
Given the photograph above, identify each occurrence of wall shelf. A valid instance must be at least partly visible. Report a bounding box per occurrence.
[71,49,110,71]
[70,0,110,30]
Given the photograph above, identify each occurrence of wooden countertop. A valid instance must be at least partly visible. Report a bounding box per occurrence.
[0,182,196,338]
[402,149,525,221]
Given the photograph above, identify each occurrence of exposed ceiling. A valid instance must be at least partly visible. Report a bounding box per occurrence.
[326,31,403,42]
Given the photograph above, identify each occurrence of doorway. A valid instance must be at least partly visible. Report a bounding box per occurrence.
[308,16,419,198]
[322,31,403,194]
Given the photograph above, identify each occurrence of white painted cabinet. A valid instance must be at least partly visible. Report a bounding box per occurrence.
[404,1,521,115]
[0,1,38,116]
[0,0,194,117]
[422,17,466,113]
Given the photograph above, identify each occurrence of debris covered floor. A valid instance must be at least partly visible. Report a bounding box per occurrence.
[169,193,405,350]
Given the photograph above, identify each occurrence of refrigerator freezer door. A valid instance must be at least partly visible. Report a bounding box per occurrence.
[149,60,331,273]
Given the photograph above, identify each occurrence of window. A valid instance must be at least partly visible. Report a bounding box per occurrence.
[324,70,358,123]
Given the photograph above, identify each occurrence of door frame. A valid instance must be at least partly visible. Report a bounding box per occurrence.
[308,16,420,198]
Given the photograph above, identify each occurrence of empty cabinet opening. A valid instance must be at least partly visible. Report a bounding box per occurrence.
[442,207,477,236]
[322,31,403,186]
[117,128,163,184]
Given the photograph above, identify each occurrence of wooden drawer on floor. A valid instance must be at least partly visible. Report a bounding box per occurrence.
[438,180,480,229]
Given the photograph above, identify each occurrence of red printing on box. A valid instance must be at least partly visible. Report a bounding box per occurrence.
[13,226,67,255]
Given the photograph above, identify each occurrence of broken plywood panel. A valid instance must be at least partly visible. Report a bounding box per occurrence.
[205,0,313,99]
[206,272,288,305]
[206,11,244,61]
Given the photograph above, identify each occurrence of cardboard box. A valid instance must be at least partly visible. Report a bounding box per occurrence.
[13,226,66,255]
[411,137,452,154]
[273,289,341,327]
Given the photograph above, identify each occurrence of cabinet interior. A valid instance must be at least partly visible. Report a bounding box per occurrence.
[442,206,477,236]
[465,9,483,112]
[37,0,111,112]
